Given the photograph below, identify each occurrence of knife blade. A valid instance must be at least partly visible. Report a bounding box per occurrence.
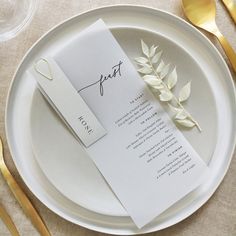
[222,0,236,24]
[0,203,20,236]
[0,137,51,236]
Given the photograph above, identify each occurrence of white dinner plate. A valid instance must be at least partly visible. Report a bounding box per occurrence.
[5,6,236,235]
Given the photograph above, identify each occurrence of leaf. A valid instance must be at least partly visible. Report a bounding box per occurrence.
[175,119,195,128]
[167,67,177,89]
[168,104,182,113]
[156,60,165,73]
[149,45,157,57]
[159,90,173,101]
[135,57,149,64]
[143,75,157,80]
[152,51,162,64]
[143,75,162,86]
[175,109,188,120]
[138,64,152,74]
[153,84,164,90]
[160,63,170,79]
[141,40,149,57]
[179,81,191,102]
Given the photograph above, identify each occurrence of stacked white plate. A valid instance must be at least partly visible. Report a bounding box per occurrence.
[5,6,236,235]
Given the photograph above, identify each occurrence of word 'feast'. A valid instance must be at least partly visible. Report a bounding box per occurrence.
[78,61,123,96]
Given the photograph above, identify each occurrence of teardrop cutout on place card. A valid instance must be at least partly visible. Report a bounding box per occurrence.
[34,58,53,81]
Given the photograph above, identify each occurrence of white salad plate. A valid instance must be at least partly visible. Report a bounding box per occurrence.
[5,5,236,235]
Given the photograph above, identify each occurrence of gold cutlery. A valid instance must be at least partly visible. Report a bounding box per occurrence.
[0,203,19,236]
[182,0,236,73]
[222,0,236,24]
[0,137,51,236]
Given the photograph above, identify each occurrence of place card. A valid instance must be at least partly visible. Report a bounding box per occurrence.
[28,57,107,147]
[41,19,209,228]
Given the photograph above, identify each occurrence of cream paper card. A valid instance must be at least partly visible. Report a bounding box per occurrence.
[51,19,208,228]
[29,58,107,147]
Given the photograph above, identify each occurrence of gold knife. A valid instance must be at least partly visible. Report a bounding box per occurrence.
[0,137,51,236]
[0,203,20,236]
[222,0,236,24]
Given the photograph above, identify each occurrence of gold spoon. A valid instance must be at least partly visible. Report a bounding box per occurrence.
[182,0,236,72]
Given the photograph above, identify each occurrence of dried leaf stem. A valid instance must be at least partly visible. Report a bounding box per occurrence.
[135,40,202,132]
[148,57,202,131]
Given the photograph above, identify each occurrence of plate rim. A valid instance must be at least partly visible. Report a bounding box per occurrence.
[5,4,236,235]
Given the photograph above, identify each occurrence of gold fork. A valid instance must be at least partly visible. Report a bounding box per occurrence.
[0,137,51,236]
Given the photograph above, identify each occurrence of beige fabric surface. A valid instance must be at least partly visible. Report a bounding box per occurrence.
[0,0,236,235]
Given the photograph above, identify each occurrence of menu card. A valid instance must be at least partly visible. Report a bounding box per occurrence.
[38,19,209,228]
